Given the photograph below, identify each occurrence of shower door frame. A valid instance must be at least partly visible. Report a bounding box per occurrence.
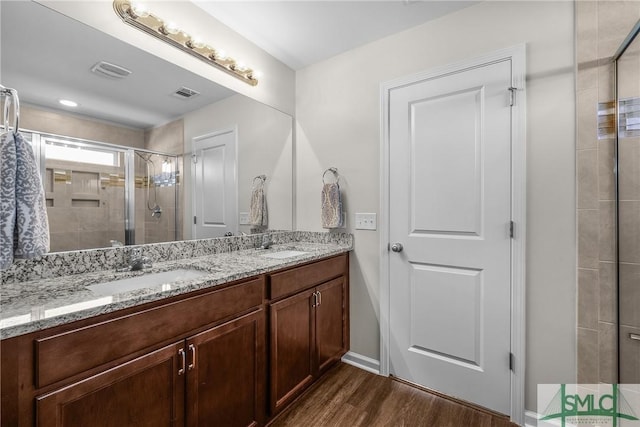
[22,128,179,247]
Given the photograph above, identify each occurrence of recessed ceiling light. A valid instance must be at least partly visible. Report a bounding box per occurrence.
[59,99,78,107]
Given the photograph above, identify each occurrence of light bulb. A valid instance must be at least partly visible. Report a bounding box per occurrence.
[162,159,171,174]
[162,22,180,35]
[235,61,248,71]
[188,37,205,49]
[59,99,78,107]
[130,2,150,18]
[215,49,227,60]
[252,70,263,79]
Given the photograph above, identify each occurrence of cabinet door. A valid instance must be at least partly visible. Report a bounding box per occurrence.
[315,277,347,375]
[269,288,315,415]
[36,342,184,427]
[186,309,265,427]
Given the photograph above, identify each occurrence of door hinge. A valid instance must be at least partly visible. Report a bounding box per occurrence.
[509,352,515,372]
[508,87,517,107]
[193,216,197,225]
[509,221,515,239]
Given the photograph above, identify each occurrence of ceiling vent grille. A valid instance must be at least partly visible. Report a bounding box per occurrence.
[172,87,200,99]
[90,61,132,79]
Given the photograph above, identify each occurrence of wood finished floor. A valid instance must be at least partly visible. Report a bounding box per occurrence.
[269,363,518,427]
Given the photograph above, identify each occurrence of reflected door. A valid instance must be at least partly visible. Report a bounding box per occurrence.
[192,129,237,238]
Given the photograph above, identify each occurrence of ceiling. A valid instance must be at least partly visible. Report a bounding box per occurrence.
[192,1,478,70]
[1,1,235,129]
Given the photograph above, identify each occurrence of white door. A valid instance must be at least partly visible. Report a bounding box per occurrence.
[192,129,237,238]
[388,59,512,414]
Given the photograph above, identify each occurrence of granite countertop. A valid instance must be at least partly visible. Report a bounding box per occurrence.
[0,241,351,339]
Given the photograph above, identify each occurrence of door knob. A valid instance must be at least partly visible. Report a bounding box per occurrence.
[390,243,403,252]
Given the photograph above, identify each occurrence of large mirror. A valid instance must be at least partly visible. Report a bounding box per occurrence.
[0,1,293,252]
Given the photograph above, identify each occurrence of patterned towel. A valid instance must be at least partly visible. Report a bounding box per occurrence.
[321,183,343,229]
[0,132,49,269]
[249,180,268,227]
[0,132,17,269]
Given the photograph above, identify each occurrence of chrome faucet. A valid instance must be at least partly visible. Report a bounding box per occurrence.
[260,234,272,250]
[117,248,152,272]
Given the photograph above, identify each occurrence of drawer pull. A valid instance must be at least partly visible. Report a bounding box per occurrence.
[317,290,322,306]
[178,348,186,375]
[188,344,196,370]
[630,333,640,341]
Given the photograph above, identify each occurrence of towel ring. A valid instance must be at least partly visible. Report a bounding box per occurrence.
[322,167,339,185]
[253,175,266,185]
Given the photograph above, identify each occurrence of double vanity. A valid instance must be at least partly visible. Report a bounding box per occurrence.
[0,231,352,426]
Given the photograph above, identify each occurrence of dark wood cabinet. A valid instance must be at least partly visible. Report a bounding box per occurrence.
[269,261,349,416]
[186,310,265,427]
[36,342,185,427]
[1,254,349,427]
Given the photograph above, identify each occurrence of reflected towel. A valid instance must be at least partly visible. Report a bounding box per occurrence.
[249,180,268,227]
[0,132,49,269]
[321,183,343,229]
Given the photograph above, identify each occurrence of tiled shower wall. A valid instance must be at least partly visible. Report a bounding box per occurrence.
[576,1,640,384]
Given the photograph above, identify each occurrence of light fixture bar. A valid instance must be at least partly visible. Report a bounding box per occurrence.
[113,0,258,86]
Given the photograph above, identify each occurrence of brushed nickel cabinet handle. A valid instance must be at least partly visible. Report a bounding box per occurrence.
[312,291,318,307]
[188,344,196,370]
[178,348,186,375]
[630,333,640,341]
[317,290,322,306]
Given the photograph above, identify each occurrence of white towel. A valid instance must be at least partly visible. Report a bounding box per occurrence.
[321,183,343,229]
[249,180,268,227]
[0,131,50,269]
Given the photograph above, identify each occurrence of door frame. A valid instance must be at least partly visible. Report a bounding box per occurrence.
[379,44,526,424]
[191,127,239,239]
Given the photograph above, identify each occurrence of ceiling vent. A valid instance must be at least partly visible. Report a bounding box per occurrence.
[172,87,200,100]
[90,61,132,79]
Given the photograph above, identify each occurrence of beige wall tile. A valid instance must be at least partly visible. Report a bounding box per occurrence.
[577,87,598,150]
[599,261,617,323]
[598,139,615,201]
[598,63,615,102]
[49,231,79,252]
[599,321,617,384]
[599,201,615,262]
[620,262,640,328]
[597,1,640,59]
[619,137,640,200]
[578,149,599,209]
[579,209,600,268]
[620,201,640,263]
[579,268,599,329]
[578,327,599,383]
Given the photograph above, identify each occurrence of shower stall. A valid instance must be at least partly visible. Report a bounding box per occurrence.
[22,130,180,252]
[615,21,640,383]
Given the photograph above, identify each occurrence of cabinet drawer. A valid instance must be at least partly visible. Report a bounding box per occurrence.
[35,277,264,388]
[269,254,347,300]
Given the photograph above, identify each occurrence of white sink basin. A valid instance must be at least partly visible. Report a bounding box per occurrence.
[87,268,208,296]
[261,250,309,259]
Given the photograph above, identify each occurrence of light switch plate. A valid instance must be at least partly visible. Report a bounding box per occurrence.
[355,213,377,230]
[239,212,250,225]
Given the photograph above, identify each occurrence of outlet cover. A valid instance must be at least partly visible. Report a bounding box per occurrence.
[239,212,250,225]
[355,213,377,230]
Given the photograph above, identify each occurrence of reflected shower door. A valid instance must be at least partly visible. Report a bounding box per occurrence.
[42,136,126,251]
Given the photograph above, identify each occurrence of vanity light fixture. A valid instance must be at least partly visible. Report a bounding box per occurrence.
[113,0,259,86]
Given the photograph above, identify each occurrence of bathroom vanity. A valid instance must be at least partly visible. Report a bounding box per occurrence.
[0,232,351,427]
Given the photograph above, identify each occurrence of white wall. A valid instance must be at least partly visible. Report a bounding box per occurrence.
[39,1,295,116]
[182,94,293,238]
[295,1,576,412]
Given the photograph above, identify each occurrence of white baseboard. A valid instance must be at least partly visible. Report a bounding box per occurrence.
[525,410,562,427]
[341,351,381,375]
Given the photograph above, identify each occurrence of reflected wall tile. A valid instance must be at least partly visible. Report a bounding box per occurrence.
[579,209,600,268]
[49,231,79,252]
[620,325,640,383]
[578,327,599,384]
[619,137,640,200]
[578,149,598,209]
[619,262,640,328]
[579,268,599,329]
[598,63,614,102]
